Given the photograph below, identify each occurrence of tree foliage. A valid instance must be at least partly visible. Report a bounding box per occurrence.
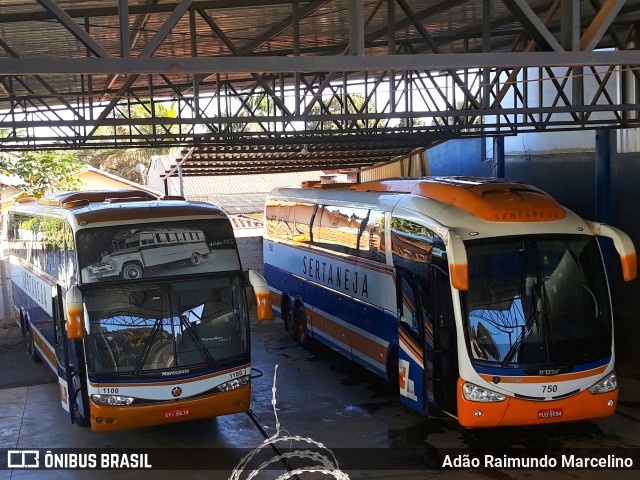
[0,150,84,198]
[82,102,180,183]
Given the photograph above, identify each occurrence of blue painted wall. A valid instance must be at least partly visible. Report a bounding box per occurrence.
[428,138,490,177]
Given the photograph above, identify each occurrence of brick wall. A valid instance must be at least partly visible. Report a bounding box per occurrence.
[236,235,264,275]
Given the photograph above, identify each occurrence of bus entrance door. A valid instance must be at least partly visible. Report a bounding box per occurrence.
[432,268,458,416]
[53,285,72,418]
[397,274,427,415]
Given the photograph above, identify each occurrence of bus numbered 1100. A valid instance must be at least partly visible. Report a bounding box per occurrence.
[263,176,636,427]
[7,190,271,432]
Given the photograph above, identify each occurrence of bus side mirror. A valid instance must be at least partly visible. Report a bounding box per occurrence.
[65,285,85,339]
[447,232,469,291]
[589,222,638,282]
[248,270,273,321]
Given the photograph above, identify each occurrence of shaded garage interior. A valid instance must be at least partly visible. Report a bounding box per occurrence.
[1,0,640,366]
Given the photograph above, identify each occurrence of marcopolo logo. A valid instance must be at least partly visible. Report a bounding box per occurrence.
[171,387,182,397]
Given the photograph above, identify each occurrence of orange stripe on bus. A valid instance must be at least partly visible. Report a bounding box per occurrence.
[399,330,423,363]
[90,384,250,432]
[33,330,58,369]
[622,252,637,281]
[348,326,388,366]
[271,291,388,369]
[479,365,608,384]
[458,378,617,428]
[449,263,468,291]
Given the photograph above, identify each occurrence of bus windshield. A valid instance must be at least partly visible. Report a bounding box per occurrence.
[83,276,248,377]
[462,235,611,368]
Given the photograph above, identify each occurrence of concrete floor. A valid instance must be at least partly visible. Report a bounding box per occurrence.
[1,317,639,480]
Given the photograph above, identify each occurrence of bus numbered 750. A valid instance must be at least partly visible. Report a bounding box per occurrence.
[263,177,636,427]
[7,190,271,432]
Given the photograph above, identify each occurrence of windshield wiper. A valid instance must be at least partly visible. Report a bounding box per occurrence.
[179,315,216,368]
[501,319,532,368]
[134,318,162,375]
[501,290,539,368]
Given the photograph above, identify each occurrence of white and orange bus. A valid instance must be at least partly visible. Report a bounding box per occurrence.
[8,190,269,432]
[263,177,637,427]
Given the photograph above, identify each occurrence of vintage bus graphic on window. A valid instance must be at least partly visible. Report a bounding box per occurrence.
[87,228,211,280]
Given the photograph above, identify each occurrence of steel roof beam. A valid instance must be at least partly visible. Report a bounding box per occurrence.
[35,0,112,58]
[501,0,564,52]
[196,8,293,118]
[87,0,194,140]
[0,0,302,23]
[581,0,627,50]
[1,51,640,75]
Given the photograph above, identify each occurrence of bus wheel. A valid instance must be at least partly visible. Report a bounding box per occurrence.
[294,304,311,347]
[122,262,144,280]
[190,252,202,266]
[282,298,295,334]
[26,329,42,363]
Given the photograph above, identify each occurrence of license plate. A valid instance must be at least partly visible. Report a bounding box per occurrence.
[163,407,191,419]
[538,408,563,419]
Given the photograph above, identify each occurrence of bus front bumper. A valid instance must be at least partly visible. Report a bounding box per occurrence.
[89,384,250,432]
[457,378,618,428]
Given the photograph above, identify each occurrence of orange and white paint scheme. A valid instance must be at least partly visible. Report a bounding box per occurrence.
[8,190,262,432]
[264,176,636,427]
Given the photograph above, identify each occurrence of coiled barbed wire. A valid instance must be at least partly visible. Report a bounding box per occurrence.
[229,365,350,480]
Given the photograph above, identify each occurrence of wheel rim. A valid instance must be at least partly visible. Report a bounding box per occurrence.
[126,265,142,279]
[191,253,201,265]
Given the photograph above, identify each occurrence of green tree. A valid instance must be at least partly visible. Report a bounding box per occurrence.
[0,150,84,198]
[83,101,181,183]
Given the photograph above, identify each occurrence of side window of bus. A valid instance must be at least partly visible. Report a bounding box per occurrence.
[399,276,422,343]
[265,201,298,241]
[41,218,64,278]
[63,224,76,287]
[359,209,385,263]
[293,202,315,242]
[390,217,436,264]
[312,205,367,257]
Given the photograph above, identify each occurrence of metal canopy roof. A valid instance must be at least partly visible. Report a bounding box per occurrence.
[1,1,640,174]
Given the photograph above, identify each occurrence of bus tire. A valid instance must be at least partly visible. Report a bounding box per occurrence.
[190,252,202,266]
[19,311,28,337]
[282,296,294,334]
[122,262,144,280]
[294,303,311,347]
[26,329,42,363]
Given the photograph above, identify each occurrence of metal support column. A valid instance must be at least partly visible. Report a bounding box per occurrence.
[492,136,505,178]
[595,128,612,224]
[595,128,612,268]
[349,0,364,56]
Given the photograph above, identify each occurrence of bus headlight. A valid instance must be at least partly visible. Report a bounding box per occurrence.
[214,376,250,392]
[91,394,135,406]
[462,382,506,402]
[588,371,618,394]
